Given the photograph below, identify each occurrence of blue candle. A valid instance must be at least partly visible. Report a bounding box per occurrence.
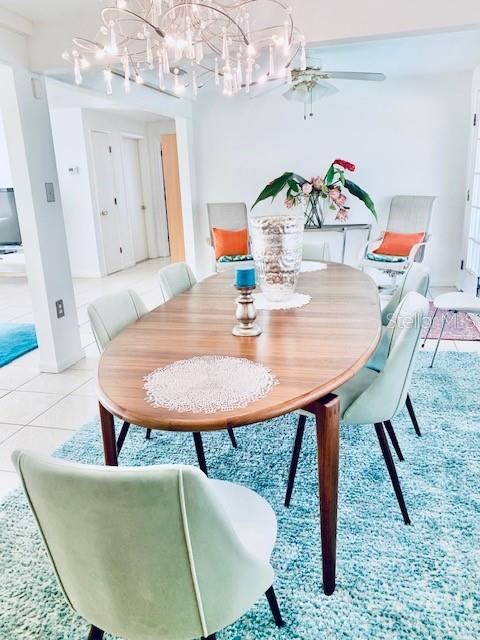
[235,266,256,288]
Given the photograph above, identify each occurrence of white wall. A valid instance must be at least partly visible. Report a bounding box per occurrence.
[49,107,103,277]
[0,115,12,186]
[193,71,471,285]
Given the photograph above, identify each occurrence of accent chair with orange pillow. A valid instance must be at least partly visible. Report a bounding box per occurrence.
[212,227,249,260]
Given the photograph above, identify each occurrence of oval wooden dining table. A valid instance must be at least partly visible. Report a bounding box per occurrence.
[96,262,381,596]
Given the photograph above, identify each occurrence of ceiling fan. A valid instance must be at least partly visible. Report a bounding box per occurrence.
[251,59,386,118]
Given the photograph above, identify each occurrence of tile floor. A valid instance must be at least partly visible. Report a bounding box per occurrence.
[0,258,168,498]
[0,273,478,500]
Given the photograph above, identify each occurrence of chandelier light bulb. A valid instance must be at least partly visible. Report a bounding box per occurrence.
[116,0,127,8]
[269,45,274,77]
[61,50,70,61]
[300,36,307,71]
[104,68,113,95]
[135,73,144,85]
[123,49,131,93]
[79,57,90,70]
[95,47,106,60]
[109,21,118,55]
[214,57,220,85]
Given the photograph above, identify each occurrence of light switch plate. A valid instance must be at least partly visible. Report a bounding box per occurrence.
[45,182,55,202]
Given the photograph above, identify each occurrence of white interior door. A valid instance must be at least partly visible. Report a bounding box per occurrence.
[460,91,480,295]
[122,137,148,263]
[91,131,123,274]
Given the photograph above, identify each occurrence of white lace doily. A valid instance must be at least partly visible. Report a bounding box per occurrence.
[253,292,312,310]
[301,261,328,273]
[144,355,278,413]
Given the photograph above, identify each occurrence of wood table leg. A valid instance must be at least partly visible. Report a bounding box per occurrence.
[99,402,118,466]
[305,393,340,596]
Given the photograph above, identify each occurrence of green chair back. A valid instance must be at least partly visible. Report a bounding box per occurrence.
[158,262,197,302]
[13,454,274,640]
[381,263,429,325]
[344,291,429,425]
[87,289,147,352]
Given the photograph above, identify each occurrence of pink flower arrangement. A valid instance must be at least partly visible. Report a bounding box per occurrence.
[253,159,376,228]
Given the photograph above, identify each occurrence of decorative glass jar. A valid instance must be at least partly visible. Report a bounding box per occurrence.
[249,214,304,302]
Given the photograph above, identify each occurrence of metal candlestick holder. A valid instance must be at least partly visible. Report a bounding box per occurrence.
[232,286,262,337]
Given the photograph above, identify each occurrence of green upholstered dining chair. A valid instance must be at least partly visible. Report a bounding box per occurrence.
[157,262,239,467]
[13,452,284,640]
[88,289,152,449]
[285,292,430,525]
[158,262,197,302]
[367,263,430,444]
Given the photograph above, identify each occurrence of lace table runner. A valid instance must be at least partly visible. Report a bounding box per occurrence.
[253,292,312,310]
[144,355,278,413]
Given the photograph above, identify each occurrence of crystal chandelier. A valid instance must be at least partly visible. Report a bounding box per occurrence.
[62,0,305,97]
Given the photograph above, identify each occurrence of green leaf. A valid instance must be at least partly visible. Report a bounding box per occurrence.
[344,179,377,219]
[287,178,300,194]
[252,172,294,209]
[325,164,335,185]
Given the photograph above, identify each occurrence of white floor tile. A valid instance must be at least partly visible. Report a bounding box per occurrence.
[0,470,20,500]
[0,422,23,444]
[71,378,96,397]
[17,371,92,395]
[0,391,62,425]
[0,426,72,472]
[454,340,480,352]
[421,339,458,352]
[30,394,99,430]
[0,366,41,390]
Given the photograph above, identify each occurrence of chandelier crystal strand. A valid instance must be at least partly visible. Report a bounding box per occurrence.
[104,67,113,94]
[123,48,131,92]
[64,1,304,98]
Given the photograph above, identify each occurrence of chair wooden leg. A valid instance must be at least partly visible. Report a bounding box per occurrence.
[406,393,421,436]
[265,586,285,628]
[87,626,104,640]
[145,428,152,440]
[116,421,130,454]
[284,414,307,507]
[193,432,208,476]
[374,423,411,525]
[227,427,238,448]
[383,420,404,461]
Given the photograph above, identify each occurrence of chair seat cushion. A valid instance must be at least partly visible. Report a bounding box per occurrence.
[298,367,380,421]
[366,325,389,373]
[218,254,254,264]
[433,291,480,313]
[366,252,408,263]
[210,479,277,562]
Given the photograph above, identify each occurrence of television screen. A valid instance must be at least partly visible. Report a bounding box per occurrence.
[0,188,21,245]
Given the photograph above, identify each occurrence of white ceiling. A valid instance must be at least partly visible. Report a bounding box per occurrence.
[310,29,480,77]
[0,0,100,22]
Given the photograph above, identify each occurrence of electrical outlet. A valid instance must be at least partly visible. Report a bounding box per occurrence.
[45,182,56,202]
[55,299,65,318]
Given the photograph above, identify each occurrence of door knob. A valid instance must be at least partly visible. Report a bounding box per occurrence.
[100,209,108,216]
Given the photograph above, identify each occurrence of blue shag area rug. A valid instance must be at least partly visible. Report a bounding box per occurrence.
[0,351,479,639]
[0,322,37,367]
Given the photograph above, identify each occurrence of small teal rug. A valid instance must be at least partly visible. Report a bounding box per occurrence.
[0,323,37,367]
[0,352,479,639]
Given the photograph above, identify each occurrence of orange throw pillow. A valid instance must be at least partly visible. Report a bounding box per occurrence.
[212,227,249,260]
[373,231,425,257]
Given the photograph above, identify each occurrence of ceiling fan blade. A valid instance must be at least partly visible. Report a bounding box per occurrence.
[322,71,386,82]
[248,78,287,99]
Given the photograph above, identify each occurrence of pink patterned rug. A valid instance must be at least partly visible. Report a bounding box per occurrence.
[421,302,480,340]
